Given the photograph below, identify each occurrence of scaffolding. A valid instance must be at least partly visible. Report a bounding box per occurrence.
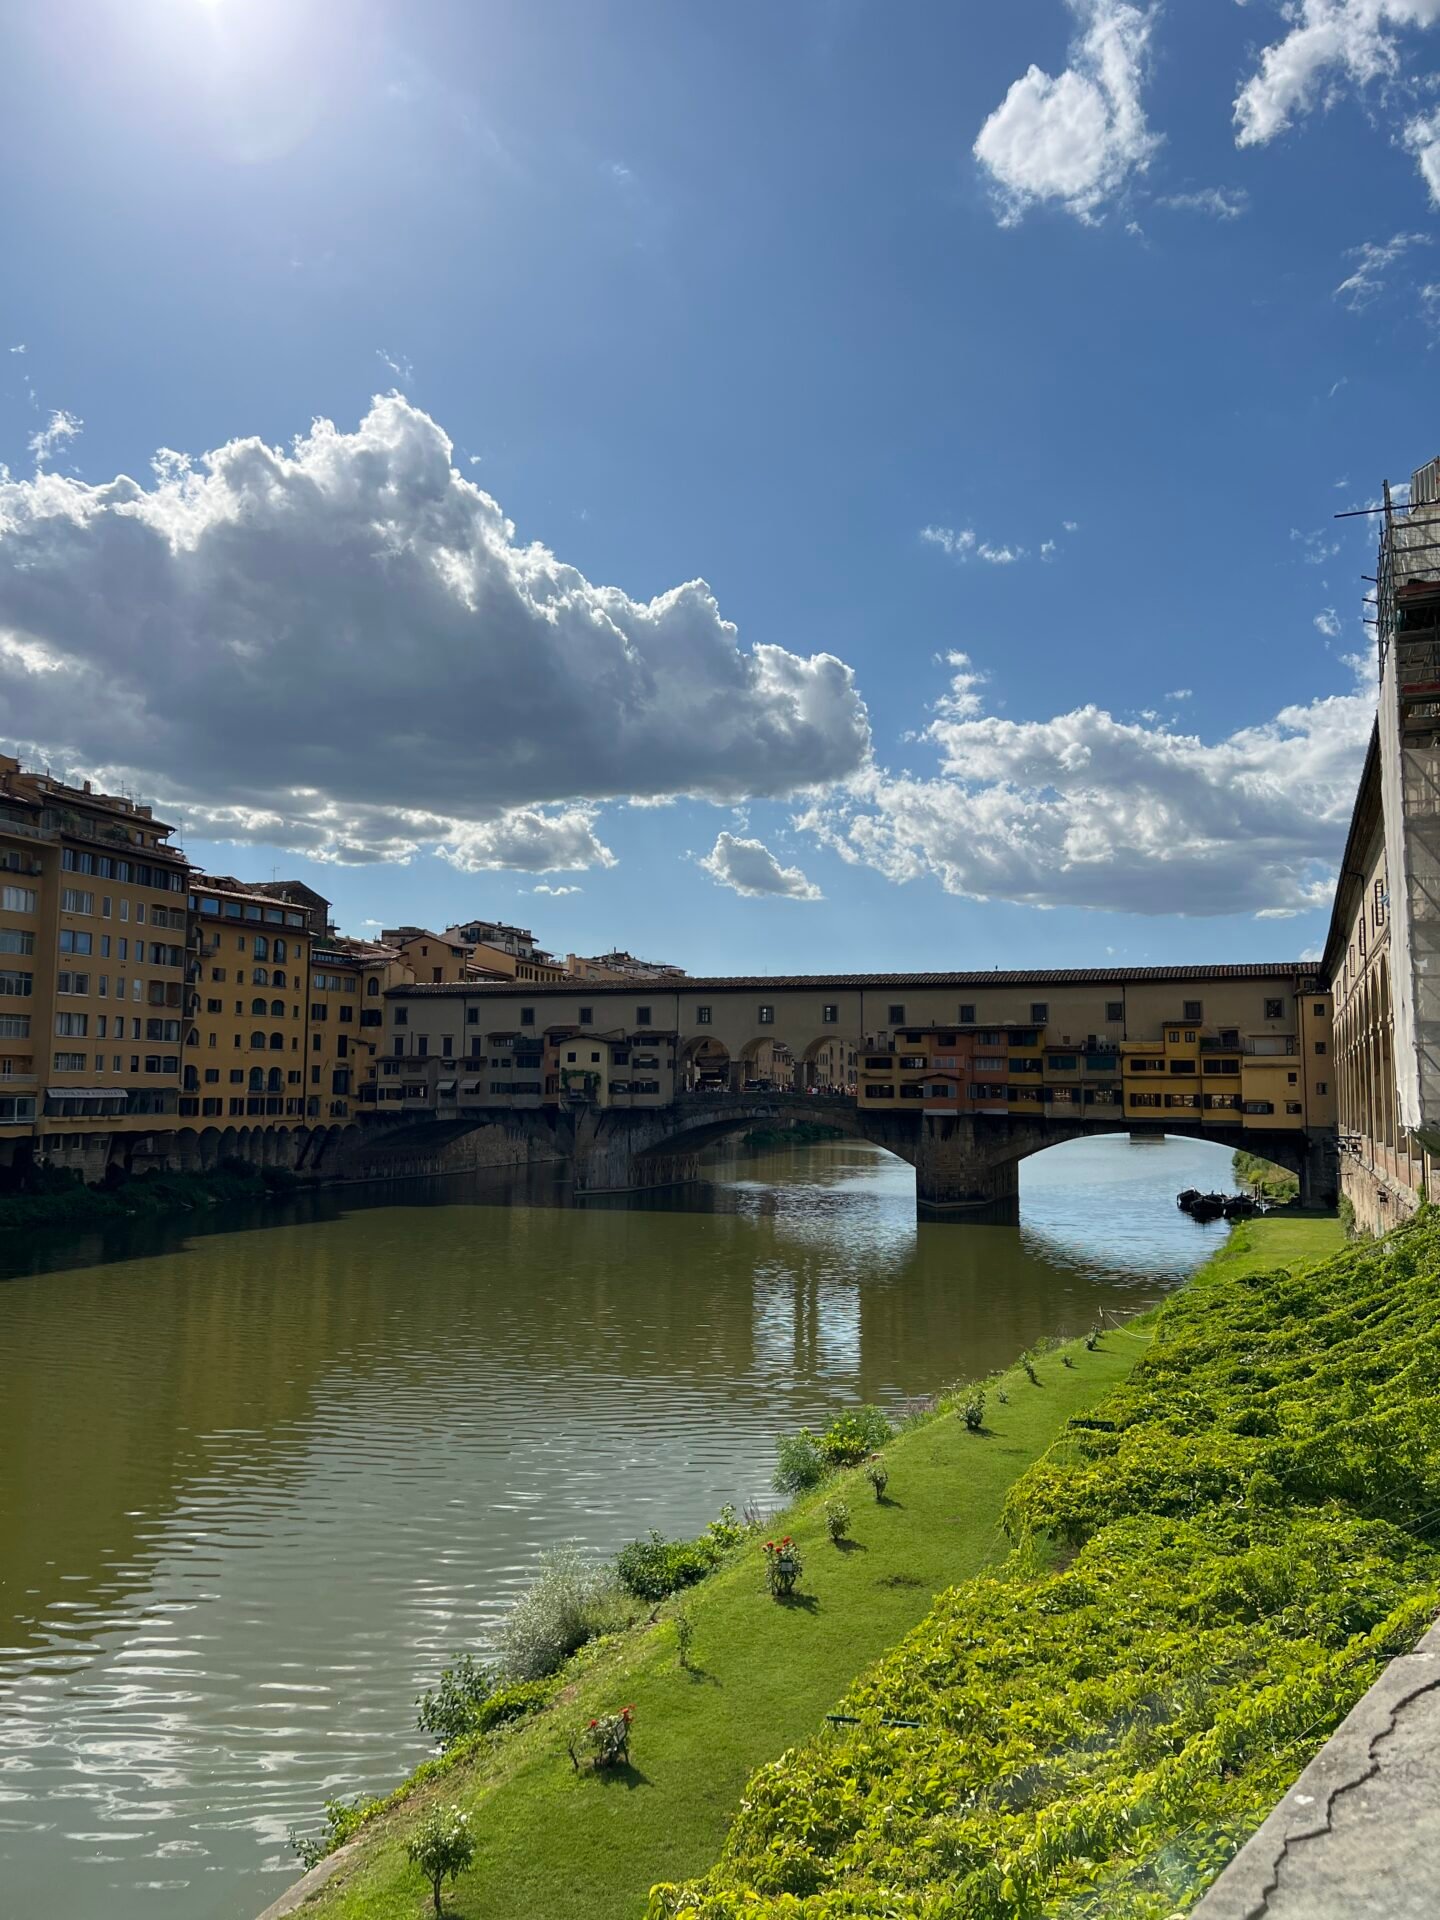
[1374,458,1440,1147]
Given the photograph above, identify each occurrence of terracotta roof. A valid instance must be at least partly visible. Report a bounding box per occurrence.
[385,963,1319,998]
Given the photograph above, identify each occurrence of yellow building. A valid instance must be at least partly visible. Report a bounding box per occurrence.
[183,876,317,1129]
[1,755,189,1177]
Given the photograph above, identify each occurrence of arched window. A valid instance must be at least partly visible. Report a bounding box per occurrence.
[367,977,380,997]
[254,936,269,960]
[271,998,285,1017]
[273,969,287,989]
[250,1030,267,1051]
[273,938,287,963]
[269,1031,285,1051]
[267,1067,283,1091]
[252,966,269,986]
[249,1067,264,1090]
[251,997,268,1016]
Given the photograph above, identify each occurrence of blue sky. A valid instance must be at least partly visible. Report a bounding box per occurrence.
[1,0,1436,973]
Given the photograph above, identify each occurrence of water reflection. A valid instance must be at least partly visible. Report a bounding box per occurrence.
[0,1132,1235,1920]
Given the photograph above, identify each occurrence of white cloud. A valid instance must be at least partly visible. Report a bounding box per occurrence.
[1157,186,1250,218]
[795,650,1376,917]
[1063,519,1080,532]
[974,1,1160,225]
[1315,607,1343,636]
[0,396,870,868]
[1235,0,1440,151]
[1334,230,1431,307]
[1404,104,1440,201]
[27,409,82,467]
[1166,687,1193,699]
[699,831,822,901]
[376,346,413,384]
[921,524,1027,563]
[532,883,582,896]
[1292,525,1342,564]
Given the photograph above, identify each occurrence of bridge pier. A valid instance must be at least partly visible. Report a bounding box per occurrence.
[913,1115,1021,1220]
[1299,1129,1341,1210]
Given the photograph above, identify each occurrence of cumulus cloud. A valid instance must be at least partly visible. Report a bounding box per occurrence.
[532,883,582,896]
[699,831,822,901]
[974,0,1160,225]
[0,396,870,868]
[1235,2,1440,170]
[27,409,82,467]
[1404,104,1440,200]
[1315,607,1343,636]
[794,650,1375,917]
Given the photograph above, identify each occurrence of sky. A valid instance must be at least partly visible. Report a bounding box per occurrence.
[0,0,1436,976]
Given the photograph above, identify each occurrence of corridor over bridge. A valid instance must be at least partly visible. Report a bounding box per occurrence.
[365,965,1340,1216]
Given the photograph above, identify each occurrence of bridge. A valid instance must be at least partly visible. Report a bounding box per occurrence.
[353,965,1341,1219]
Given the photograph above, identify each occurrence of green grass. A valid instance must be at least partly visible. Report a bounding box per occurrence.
[1204,1210,1346,1280]
[306,1334,1150,1920]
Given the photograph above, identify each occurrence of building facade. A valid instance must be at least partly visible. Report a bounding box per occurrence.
[1,756,190,1176]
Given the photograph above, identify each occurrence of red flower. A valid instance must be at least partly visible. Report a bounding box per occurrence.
[588,1718,598,1727]
[765,1540,775,1550]
[623,1705,634,1716]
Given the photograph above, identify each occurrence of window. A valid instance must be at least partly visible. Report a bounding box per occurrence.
[393,1005,409,1025]
[1317,1081,1329,1095]
[865,1083,895,1099]
[54,1011,88,1036]
[0,929,34,956]
[442,1036,453,1057]
[1264,998,1284,1020]
[250,1031,266,1050]
[1,885,36,913]
[56,971,89,995]
[887,1004,905,1026]
[1030,1002,1049,1024]
[1169,1059,1195,1075]
[53,1051,86,1071]
[100,936,111,958]
[0,971,33,998]
[1182,999,1202,1023]
[1106,1000,1124,1024]
[0,1095,36,1122]
[518,1007,536,1028]
[696,1005,712,1025]
[59,930,93,955]
[636,1006,652,1027]
[1313,1040,1328,1056]
[1285,1101,1303,1115]
[1374,879,1386,926]
[61,888,93,914]
[417,1036,429,1057]
[822,1003,839,1024]
[758,1005,775,1025]
[0,1014,30,1037]
[579,1006,593,1025]
[1129,1092,1162,1108]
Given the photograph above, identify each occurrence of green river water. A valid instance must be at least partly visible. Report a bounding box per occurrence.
[0,1131,1239,1918]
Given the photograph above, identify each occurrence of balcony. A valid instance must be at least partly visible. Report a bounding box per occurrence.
[0,1071,37,1085]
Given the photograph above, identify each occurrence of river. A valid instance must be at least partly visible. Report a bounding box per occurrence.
[0,1131,1238,1919]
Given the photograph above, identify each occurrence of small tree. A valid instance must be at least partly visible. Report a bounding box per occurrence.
[407,1805,475,1918]
[824,1498,851,1544]
[864,1457,888,1502]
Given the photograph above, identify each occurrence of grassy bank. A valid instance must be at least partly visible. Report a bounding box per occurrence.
[739,1122,847,1152]
[0,1161,298,1233]
[303,1337,1149,1920]
[652,1208,1440,1918]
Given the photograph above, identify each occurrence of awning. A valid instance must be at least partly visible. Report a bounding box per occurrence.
[437,1079,457,1094]
[459,1079,481,1093]
[46,1086,127,1101]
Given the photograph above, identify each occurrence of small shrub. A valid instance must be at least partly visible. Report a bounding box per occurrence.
[290,1794,375,1870]
[407,1804,475,1918]
[1062,1353,1076,1368]
[1023,1354,1041,1386]
[475,1676,554,1731]
[825,1498,851,1543]
[616,1529,719,1602]
[1085,1326,1100,1351]
[493,1543,613,1682]
[675,1604,694,1670]
[818,1405,892,1466]
[963,1390,985,1432]
[762,1535,803,1597]
[773,1430,829,1495]
[572,1705,634,1771]
[996,1386,1009,1404]
[416,1652,495,1750]
[706,1503,747,1550]
[864,1457,888,1501]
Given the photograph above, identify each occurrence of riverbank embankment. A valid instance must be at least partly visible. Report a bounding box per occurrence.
[274,1331,1150,1918]
[281,1208,1424,1920]
[0,1161,301,1233]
